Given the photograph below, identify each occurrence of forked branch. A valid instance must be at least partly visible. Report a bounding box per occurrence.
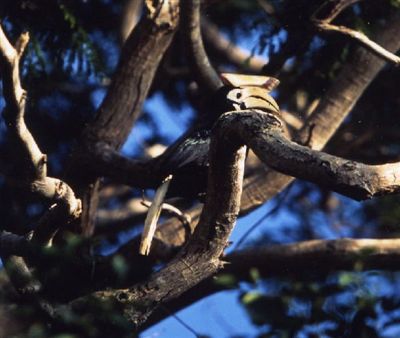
[0,25,81,296]
[312,0,400,65]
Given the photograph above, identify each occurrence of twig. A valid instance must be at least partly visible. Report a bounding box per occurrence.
[159,305,203,338]
[312,0,400,66]
[141,199,192,228]
[233,187,291,250]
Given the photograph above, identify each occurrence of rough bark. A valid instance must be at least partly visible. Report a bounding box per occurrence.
[88,106,248,326]
[67,0,181,235]
[0,26,81,296]
[241,9,400,213]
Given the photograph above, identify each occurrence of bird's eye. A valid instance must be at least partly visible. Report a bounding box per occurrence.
[236,92,242,99]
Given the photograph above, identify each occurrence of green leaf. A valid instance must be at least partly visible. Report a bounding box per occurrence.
[214,273,238,288]
[249,267,261,283]
[338,272,356,287]
[241,291,264,305]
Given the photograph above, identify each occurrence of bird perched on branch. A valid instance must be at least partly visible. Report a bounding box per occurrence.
[140,73,281,255]
[151,73,281,198]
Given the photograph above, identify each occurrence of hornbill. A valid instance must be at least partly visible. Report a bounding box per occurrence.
[140,73,281,255]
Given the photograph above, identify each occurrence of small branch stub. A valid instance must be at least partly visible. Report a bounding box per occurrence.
[140,175,173,255]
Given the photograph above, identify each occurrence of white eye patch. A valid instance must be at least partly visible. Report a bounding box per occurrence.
[226,86,280,113]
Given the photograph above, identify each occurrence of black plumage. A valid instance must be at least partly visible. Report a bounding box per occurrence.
[151,76,280,199]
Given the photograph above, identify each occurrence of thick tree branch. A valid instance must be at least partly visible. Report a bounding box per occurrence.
[228,238,400,275]
[81,0,180,149]
[238,113,400,200]
[77,102,248,326]
[75,102,400,324]
[143,237,400,328]
[240,9,400,212]
[0,231,33,257]
[0,26,81,230]
[89,9,400,251]
[67,0,180,235]
[88,142,162,189]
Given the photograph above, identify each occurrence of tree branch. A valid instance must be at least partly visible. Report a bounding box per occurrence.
[142,237,400,328]
[312,0,400,65]
[240,8,400,213]
[0,231,33,257]
[240,114,400,200]
[201,17,267,73]
[228,238,400,276]
[98,9,400,249]
[67,0,180,235]
[72,100,400,324]
[181,0,223,92]
[75,99,248,326]
[0,25,81,299]
[81,0,180,149]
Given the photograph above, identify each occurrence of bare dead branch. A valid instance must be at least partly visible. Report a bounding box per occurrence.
[312,0,400,65]
[154,205,202,246]
[0,25,81,300]
[141,200,192,228]
[120,0,143,43]
[313,0,360,22]
[181,0,223,92]
[140,175,172,255]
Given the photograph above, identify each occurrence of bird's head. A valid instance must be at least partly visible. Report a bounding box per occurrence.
[221,73,280,115]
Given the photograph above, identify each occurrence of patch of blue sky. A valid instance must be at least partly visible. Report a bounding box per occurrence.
[299,321,337,338]
[377,306,400,337]
[228,200,300,252]
[140,290,259,338]
[90,30,119,73]
[91,87,106,109]
[287,297,312,318]
[362,272,397,298]
[144,93,193,143]
[99,224,142,256]
[122,93,194,157]
[232,23,288,57]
